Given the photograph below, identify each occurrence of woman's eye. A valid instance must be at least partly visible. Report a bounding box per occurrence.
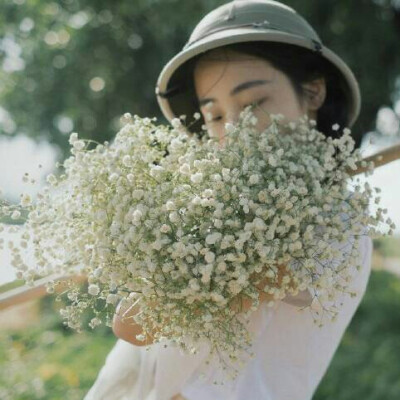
[206,115,222,124]
[244,97,268,109]
[208,97,268,123]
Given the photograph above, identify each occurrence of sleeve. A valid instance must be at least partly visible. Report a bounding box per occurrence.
[255,234,373,400]
[83,338,157,400]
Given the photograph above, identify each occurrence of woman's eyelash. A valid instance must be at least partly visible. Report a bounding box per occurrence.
[245,97,268,109]
[210,98,268,122]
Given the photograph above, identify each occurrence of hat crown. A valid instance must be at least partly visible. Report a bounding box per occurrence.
[185,0,322,50]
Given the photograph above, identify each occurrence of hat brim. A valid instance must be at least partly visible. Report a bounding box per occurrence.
[156,28,361,131]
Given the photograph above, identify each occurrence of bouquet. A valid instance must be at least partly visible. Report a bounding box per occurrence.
[0,106,394,381]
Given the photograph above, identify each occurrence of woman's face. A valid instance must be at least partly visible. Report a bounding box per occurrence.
[193,48,326,145]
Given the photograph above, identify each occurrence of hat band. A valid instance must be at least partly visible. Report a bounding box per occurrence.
[183,21,323,54]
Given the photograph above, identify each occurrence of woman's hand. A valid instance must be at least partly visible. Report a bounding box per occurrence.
[113,265,291,344]
[112,297,164,346]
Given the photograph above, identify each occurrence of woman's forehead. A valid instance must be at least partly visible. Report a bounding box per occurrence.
[194,56,276,90]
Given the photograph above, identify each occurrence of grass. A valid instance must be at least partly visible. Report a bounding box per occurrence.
[313,269,400,400]
[0,295,117,400]
[373,235,400,258]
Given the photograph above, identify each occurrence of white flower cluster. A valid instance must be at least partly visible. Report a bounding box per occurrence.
[0,109,394,383]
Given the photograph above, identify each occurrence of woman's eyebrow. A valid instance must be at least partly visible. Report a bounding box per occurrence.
[198,79,272,108]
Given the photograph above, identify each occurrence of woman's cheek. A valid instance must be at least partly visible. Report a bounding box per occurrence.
[253,109,272,133]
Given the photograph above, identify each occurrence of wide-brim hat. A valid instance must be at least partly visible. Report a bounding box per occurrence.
[155,0,361,141]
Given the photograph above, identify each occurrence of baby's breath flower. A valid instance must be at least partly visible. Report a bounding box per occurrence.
[89,317,102,329]
[106,294,119,305]
[20,193,32,207]
[69,132,78,144]
[160,224,171,233]
[132,209,143,222]
[109,173,119,183]
[122,155,132,167]
[1,109,390,387]
[46,174,57,185]
[214,219,223,229]
[190,172,203,184]
[169,211,180,224]
[171,118,182,128]
[135,333,146,342]
[203,188,213,197]
[11,210,21,220]
[73,140,85,151]
[224,122,235,134]
[249,174,260,185]
[204,249,216,262]
[166,200,176,211]
[179,163,191,175]
[88,284,100,296]
[268,155,278,167]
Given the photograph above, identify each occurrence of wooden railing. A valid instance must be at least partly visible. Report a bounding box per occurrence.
[350,143,400,176]
[1,143,400,311]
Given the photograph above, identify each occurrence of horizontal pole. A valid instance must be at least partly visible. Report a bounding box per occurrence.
[350,143,400,176]
[0,273,87,311]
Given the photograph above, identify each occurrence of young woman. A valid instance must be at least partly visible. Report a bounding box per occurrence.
[85,1,372,399]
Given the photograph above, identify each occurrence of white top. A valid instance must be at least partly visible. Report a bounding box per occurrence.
[84,235,373,400]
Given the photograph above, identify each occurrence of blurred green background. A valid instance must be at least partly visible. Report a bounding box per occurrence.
[1,0,400,399]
